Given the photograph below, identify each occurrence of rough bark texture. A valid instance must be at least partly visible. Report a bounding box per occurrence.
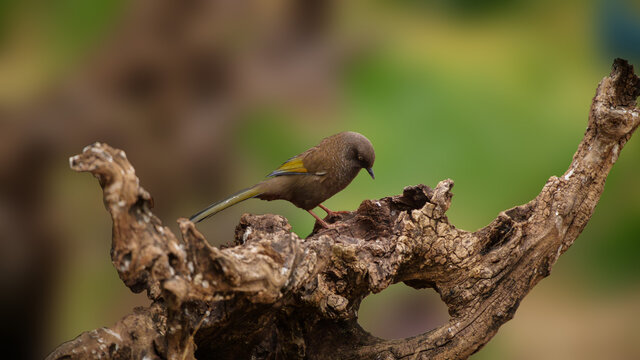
[47,59,640,360]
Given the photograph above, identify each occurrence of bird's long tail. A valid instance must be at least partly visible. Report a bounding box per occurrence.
[189,185,263,223]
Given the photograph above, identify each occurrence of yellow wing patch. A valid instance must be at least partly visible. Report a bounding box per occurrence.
[268,156,308,177]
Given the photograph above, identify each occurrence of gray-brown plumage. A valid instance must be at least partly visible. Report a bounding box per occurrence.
[189,131,375,227]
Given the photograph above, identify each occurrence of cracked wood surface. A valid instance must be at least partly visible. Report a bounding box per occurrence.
[47,59,640,360]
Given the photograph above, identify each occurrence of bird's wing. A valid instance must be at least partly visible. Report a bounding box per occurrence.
[267,155,326,177]
[267,156,308,177]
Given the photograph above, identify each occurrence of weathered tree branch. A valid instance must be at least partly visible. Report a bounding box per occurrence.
[47,59,640,360]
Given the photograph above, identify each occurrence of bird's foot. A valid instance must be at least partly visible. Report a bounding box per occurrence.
[318,204,351,218]
[307,209,336,229]
[317,218,335,229]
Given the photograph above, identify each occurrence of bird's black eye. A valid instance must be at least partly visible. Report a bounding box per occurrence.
[357,155,364,162]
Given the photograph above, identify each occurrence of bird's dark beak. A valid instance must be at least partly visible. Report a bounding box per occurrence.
[366,167,375,179]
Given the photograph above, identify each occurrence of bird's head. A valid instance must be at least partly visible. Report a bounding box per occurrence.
[344,132,375,179]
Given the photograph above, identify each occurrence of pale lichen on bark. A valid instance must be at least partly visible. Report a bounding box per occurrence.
[47,59,639,360]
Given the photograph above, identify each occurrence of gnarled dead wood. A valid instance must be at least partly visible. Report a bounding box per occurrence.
[47,59,640,360]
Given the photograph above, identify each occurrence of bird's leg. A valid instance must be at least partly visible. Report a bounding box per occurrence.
[307,209,331,228]
[318,204,350,217]
[318,204,333,215]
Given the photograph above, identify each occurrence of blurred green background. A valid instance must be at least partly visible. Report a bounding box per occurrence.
[1,0,639,359]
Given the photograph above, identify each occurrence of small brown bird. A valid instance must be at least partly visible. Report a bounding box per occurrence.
[189,131,375,227]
